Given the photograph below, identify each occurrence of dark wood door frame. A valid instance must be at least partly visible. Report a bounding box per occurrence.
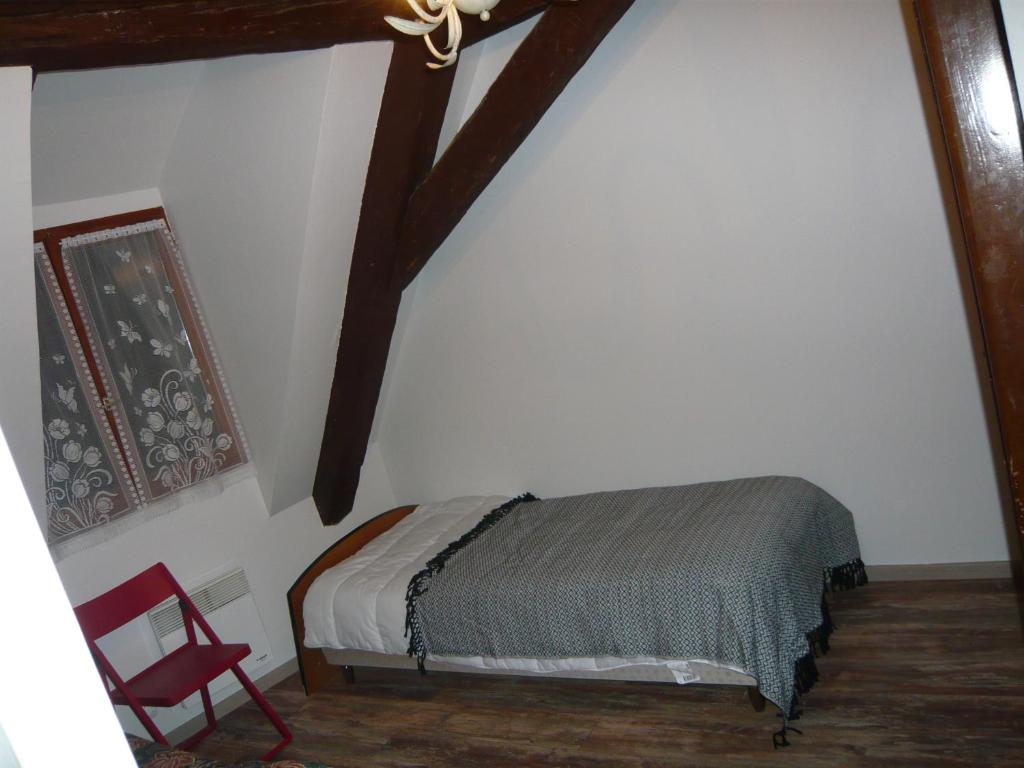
[914,0,1024,616]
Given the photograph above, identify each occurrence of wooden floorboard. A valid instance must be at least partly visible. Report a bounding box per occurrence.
[197,580,1023,766]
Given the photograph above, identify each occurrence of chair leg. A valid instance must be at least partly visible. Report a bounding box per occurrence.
[231,664,292,761]
[128,702,170,747]
[747,686,766,712]
[178,686,218,752]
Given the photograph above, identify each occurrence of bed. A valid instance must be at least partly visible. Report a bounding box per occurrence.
[288,477,866,745]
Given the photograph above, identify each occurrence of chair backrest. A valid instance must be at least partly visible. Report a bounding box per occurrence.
[74,562,180,642]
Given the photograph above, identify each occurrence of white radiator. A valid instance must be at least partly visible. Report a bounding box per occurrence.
[147,567,272,710]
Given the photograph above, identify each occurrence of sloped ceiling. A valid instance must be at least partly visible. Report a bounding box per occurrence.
[29,47,395,518]
[31,61,203,206]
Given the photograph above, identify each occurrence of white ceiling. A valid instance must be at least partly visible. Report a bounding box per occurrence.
[31,61,203,207]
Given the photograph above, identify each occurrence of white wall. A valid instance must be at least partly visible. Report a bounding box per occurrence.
[377,0,1009,566]
[2,67,135,768]
[1002,1,1024,109]
[33,188,164,230]
[160,44,394,515]
[0,421,135,768]
[0,721,18,768]
[0,67,43,516]
[270,42,393,513]
[160,50,333,510]
[31,62,202,207]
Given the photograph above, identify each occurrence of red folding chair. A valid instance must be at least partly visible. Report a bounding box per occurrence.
[73,562,292,760]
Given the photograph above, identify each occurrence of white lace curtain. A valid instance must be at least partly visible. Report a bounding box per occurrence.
[36,246,140,545]
[36,220,249,558]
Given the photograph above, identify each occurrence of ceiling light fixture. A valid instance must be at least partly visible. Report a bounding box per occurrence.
[385,0,502,69]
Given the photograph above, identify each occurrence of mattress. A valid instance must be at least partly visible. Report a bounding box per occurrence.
[303,495,755,686]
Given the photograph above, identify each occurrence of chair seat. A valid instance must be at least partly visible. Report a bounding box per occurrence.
[111,642,251,707]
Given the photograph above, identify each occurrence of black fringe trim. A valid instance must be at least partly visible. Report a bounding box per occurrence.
[786,558,864,716]
[405,493,538,671]
[773,722,804,749]
[786,594,836,720]
[824,557,868,592]
[775,567,865,746]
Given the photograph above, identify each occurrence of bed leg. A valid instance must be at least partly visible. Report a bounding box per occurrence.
[342,665,356,684]
[747,686,766,712]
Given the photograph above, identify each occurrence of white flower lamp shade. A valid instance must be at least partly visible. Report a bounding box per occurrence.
[385,0,503,68]
[455,0,502,21]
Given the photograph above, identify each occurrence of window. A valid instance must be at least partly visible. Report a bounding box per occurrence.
[34,208,247,550]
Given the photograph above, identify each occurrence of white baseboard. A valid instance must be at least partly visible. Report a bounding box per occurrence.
[166,657,298,745]
[866,560,1012,581]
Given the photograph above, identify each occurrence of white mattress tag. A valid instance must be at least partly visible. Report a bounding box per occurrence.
[666,661,700,684]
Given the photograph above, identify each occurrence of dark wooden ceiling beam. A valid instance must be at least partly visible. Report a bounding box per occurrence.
[314,0,634,524]
[0,0,551,73]
[312,39,458,523]
[396,0,636,288]
[914,0,1024,615]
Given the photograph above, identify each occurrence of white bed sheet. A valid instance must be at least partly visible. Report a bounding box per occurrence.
[303,495,751,685]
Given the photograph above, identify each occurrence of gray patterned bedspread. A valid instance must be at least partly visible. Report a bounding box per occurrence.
[406,476,865,716]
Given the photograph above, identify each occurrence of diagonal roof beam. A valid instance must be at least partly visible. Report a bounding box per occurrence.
[396,0,636,289]
[314,0,635,524]
[312,39,459,523]
[0,0,552,73]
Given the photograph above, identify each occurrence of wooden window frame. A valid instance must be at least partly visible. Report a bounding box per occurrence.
[35,209,166,464]
[35,207,246,507]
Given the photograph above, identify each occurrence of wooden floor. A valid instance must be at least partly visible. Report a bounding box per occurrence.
[199,580,1024,767]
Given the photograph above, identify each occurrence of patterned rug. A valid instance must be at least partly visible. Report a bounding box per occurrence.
[127,734,330,768]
